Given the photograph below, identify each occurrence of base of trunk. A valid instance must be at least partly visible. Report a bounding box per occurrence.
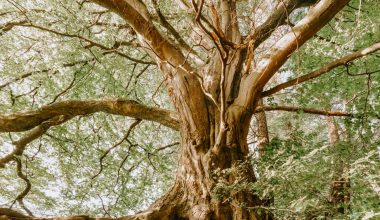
[125,177,274,220]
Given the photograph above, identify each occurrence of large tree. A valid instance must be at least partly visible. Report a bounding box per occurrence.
[0,0,379,219]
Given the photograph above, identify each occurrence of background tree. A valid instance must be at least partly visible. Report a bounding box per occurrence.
[0,0,379,219]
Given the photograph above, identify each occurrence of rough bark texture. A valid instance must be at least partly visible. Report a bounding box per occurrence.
[0,0,352,219]
[254,99,270,157]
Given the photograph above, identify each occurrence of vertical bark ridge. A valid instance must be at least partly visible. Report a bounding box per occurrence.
[254,99,270,157]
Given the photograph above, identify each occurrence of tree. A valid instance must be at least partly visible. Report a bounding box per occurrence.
[0,0,379,219]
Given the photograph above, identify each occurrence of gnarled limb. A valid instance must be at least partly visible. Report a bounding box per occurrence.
[0,98,179,133]
[262,42,380,97]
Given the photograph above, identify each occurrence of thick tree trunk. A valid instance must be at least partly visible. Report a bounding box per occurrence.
[87,1,348,218]
[127,104,271,220]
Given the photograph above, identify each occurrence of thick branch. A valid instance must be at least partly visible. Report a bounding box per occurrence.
[236,0,349,110]
[90,0,186,66]
[219,0,241,43]
[262,42,380,97]
[248,0,317,48]
[0,208,30,219]
[90,1,210,139]
[0,115,71,168]
[0,98,179,132]
[151,0,199,59]
[0,205,172,220]
[255,105,352,117]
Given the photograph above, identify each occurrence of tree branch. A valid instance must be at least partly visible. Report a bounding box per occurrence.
[92,119,141,179]
[0,208,30,219]
[255,105,353,117]
[0,115,71,168]
[0,209,165,220]
[89,0,210,138]
[262,42,380,97]
[12,158,34,217]
[0,98,179,133]
[235,0,350,110]
[90,0,186,66]
[0,58,95,90]
[0,98,179,168]
[151,0,201,61]
[19,23,154,65]
[0,20,27,32]
[247,0,317,48]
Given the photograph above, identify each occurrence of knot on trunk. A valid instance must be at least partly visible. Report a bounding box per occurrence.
[190,204,212,220]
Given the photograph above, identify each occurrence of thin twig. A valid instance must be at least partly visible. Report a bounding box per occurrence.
[92,119,141,179]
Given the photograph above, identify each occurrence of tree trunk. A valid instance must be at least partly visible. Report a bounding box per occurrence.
[125,101,272,219]
[87,1,348,218]
[327,118,350,215]
[254,99,270,157]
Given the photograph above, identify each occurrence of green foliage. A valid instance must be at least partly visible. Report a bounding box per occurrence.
[0,0,379,218]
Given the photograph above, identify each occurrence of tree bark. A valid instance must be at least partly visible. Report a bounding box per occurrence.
[254,99,270,157]
[327,118,350,215]
[122,100,269,219]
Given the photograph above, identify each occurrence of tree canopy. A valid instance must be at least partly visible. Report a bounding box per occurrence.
[0,0,379,219]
